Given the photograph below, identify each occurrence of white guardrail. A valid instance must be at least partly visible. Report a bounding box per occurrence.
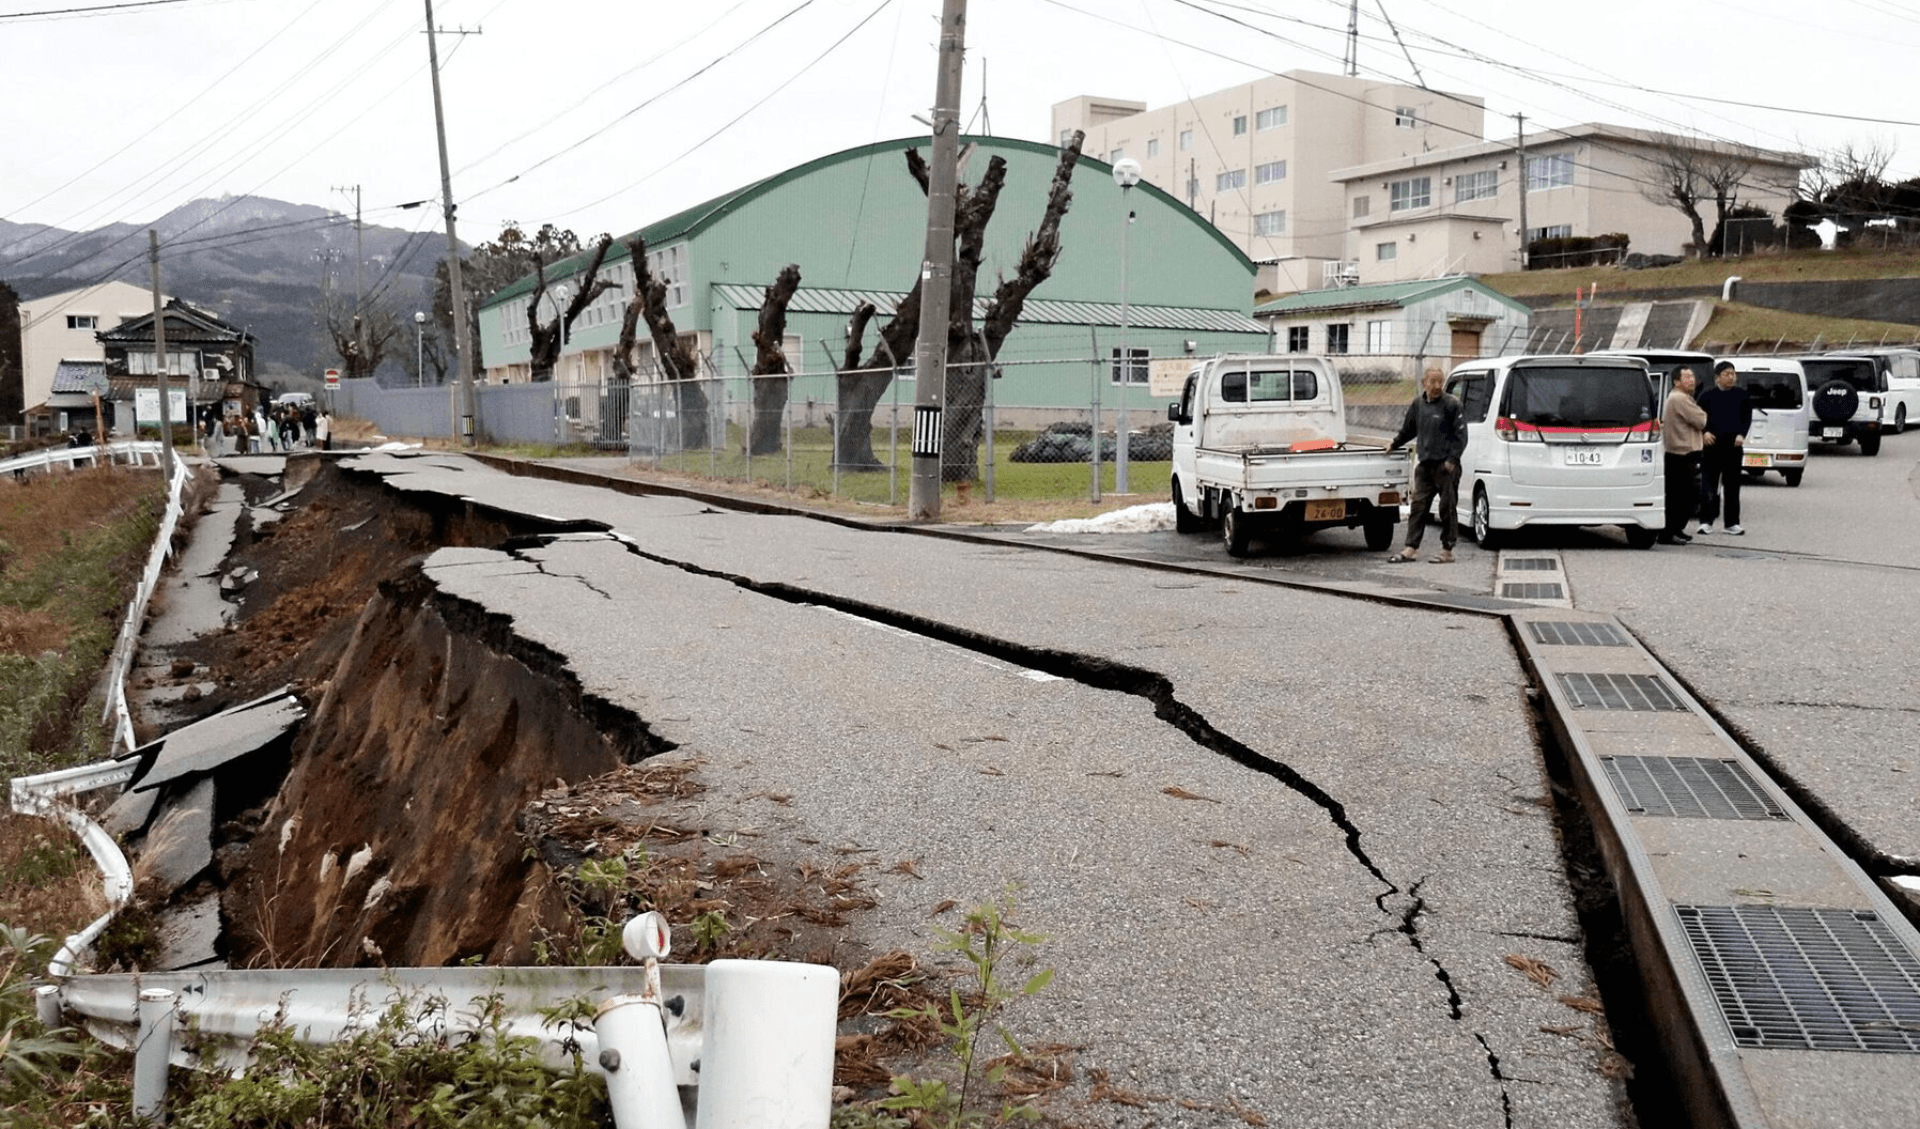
[15,447,839,1127]
[0,439,167,477]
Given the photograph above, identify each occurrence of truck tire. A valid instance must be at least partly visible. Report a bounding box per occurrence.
[1860,431,1882,457]
[1783,468,1804,487]
[1223,508,1252,558]
[1363,510,1396,551]
[1471,487,1501,550]
[1172,478,1203,533]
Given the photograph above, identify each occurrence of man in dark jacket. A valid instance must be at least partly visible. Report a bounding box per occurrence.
[1387,367,1469,563]
[1696,360,1754,536]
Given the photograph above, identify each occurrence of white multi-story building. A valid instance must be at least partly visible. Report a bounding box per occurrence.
[1053,71,1486,293]
[16,280,158,425]
[1331,124,1810,286]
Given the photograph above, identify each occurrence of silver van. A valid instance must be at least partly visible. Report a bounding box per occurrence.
[1716,359,1810,486]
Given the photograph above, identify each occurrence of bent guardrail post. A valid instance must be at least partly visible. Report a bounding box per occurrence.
[133,988,176,1124]
[596,912,689,1129]
[694,960,838,1129]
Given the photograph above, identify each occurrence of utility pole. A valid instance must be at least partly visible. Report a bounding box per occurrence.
[333,184,365,374]
[149,230,173,465]
[1515,113,1529,271]
[424,0,480,445]
[908,0,967,521]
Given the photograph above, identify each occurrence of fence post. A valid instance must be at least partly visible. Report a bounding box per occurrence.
[1088,327,1102,503]
[785,372,793,491]
[889,370,900,508]
[133,988,174,1124]
[984,359,996,504]
[818,340,842,500]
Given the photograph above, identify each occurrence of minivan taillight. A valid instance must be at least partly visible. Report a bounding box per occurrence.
[1494,416,1541,442]
[1627,420,1659,443]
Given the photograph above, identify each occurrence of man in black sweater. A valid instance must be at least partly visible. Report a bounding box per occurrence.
[1696,360,1754,535]
[1387,367,1469,563]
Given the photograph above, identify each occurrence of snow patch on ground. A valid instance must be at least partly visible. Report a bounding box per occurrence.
[1026,502,1175,534]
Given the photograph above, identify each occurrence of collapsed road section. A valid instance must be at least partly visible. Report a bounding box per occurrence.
[87,451,1648,1127]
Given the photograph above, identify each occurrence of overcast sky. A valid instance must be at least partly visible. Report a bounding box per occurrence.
[4,0,1918,257]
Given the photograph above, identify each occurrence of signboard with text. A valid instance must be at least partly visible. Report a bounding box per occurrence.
[1148,358,1194,399]
[133,388,189,426]
[324,368,341,388]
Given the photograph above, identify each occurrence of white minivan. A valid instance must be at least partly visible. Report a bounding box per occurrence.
[1716,359,1811,486]
[1444,355,1664,549]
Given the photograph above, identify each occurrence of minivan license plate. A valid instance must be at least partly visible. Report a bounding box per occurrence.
[1563,450,1603,465]
[1304,500,1345,522]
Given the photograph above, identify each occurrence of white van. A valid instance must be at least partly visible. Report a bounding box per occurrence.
[1444,355,1663,549]
[1838,348,1920,434]
[1716,359,1811,486]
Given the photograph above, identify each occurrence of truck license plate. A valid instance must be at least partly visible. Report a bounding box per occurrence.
[1304,499,1346,522]
[1563,450,1603,465]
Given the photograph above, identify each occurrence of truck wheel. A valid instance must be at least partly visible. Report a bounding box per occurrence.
[1860,432,1882,457]
[1172,478,1203,533]
[1783,468,1804,487]
[1471,487,1500,550]
[1624,526,1658,550]
[1363,511,1396,552]
[1223,508,1252,558]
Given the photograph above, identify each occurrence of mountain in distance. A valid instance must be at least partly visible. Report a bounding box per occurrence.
[0,195,469,379]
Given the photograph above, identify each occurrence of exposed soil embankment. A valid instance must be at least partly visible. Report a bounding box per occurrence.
[168,460,658,968]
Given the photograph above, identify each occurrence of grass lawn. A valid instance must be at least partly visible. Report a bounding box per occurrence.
[1481,245,1920,300]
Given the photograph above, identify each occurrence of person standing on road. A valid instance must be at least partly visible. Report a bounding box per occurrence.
[1697,361,1753,536]
[1660,367,1708,544]
[1386,367,1468,564]
[315,408,332,451]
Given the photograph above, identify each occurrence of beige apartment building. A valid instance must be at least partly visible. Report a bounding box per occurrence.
[1053,71,1485,293]
[1331,125,1810,286]
[16,280,160,425]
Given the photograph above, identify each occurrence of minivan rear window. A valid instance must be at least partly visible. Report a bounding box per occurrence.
[1800,359,1881,394]
[1729,371,1804,410]
[1503,366,1654,428]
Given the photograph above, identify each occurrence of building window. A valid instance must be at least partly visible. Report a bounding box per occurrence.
[1395,106,1418,128]
[1325,324,1350,355]
[1455,168,1498,203]
[1388,177,1432,212]
[1110,346,1149,385]
[1109,148,1125,163]
[66,314,98,329]
[1287,326,1310,353]
[1352,195,1371,218]
[1376,242,1397,261]
[1255,160,1287,185]
[1253,210,1286,236]
[1059,129,1076,148]
[1215,169,1247,192]
[1232,115,1247,136]
[647,242,689,309]
[1527,153,1574,191]
[1367,320,1392,353]
[1527,224,1574,243]
[1256,106,1288,131]
[127,350,197,375]
[1146,138,1160,158]
[1179,128,1193,151]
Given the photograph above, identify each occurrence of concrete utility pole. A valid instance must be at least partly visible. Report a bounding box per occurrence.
[907,0,967,521]
[333,184,365,372]
[149,230,173,465]
[424,0,478,445]
[1515,113,1529,271]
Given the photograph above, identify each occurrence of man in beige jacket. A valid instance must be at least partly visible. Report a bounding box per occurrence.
[1660,367,1708,545]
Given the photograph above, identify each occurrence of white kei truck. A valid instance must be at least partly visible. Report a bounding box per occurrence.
[1167,354,1411,557]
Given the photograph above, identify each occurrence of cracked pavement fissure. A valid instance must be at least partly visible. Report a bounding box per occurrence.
[517,527,1518,1122]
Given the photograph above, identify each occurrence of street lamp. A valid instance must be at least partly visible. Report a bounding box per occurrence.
[414,311,427,386]
[1111,157,1142,495]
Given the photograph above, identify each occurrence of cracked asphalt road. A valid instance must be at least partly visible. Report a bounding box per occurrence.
[351,451,1626,1128]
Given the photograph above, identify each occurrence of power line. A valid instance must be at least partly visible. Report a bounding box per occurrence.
[0,0,214,20]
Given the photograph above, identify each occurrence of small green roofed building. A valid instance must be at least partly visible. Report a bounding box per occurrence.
[1254,277,1531,381]
[475,135,1270,420]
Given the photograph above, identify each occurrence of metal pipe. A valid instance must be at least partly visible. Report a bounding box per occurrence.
[693,961,838,1129]
[133,988,175,1124]
[595,995,687,1129]
[35,984,59,1030]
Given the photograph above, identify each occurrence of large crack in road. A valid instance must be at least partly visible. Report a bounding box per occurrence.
[506,526,1523,1125]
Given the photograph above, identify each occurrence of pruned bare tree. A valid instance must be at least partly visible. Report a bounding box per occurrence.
[525,235,616,382]
[628,236,709,449]
[318,292,406,379]
[748,265,801,456]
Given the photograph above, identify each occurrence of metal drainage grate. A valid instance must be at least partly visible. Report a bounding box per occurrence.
[1677,905,1920,1053]
[1502,582,1566,600]
[1505,557,1560,571]
[1556,672,1687,711]
[1601,756,1788,820]
[1528,621,1626,647]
